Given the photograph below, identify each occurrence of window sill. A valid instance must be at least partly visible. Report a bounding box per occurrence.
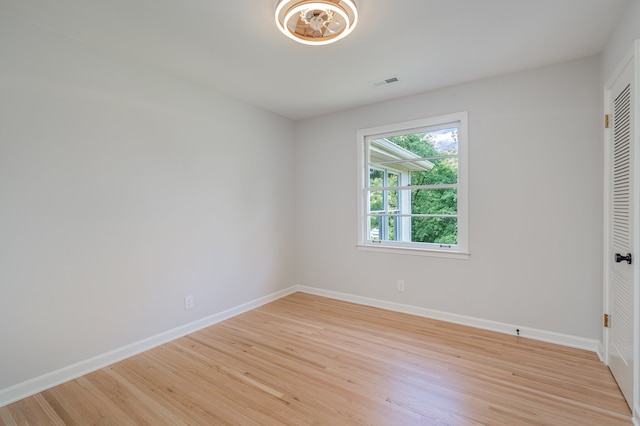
[357,244,470,260]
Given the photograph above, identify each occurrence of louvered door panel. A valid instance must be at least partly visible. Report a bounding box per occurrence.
[612,85,632,254]
[611,268,633,364]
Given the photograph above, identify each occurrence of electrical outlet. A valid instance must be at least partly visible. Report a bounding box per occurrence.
[397,280,405,292]
[184,294,194,310]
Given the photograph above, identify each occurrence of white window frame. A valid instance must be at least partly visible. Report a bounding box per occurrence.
[357,112,469,259]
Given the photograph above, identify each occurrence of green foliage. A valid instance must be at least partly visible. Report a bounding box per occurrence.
[388,133,458,244]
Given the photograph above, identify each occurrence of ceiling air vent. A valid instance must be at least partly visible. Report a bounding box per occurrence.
[369,76,400,87]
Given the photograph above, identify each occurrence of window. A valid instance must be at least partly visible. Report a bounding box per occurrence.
[357,112,468,258]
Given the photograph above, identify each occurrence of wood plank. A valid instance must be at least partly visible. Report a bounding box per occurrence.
[0,292,632,424]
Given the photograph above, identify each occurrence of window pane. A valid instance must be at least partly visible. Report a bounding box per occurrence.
[424,127,458,155]
[369,168,383,187]
[388,190,399,211]
[369,190,400,212]
[411,216,458,245]
[377,127,458,159]
[387,215,397,241]
[409,188,458,215]
[383,135,436,158]
[388,172,399,186]
[369,168,400,188]
[368,215,401,241]
[410,158,458,185]
[368,216,380,240]
[369,191,383,212]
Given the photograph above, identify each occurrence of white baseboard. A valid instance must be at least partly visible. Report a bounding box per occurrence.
[0,284,605,409]
[595,341,605,363]
[0,286,298,408]
[297,285,601,353]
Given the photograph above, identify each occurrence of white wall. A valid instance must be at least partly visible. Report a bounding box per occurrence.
[294,56,602,341]
[0,17,295,391]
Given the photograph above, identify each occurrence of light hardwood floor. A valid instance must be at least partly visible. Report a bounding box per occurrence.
[0,292,632,425]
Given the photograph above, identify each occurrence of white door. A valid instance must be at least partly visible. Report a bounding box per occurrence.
[605,43,637,410]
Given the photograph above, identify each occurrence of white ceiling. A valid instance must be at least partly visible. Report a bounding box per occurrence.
[0,0,630,120]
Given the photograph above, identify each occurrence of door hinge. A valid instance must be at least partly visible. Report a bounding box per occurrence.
[605,114,610,129]
[604,313,610,328]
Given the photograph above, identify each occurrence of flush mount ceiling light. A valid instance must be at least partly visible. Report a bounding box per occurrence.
[275,0,358,46]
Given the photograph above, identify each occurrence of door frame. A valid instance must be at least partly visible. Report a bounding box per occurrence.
[603,39,640,422]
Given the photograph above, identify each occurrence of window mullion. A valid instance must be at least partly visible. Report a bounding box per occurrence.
[381,169,389,240]
[368,184,458,191]
[371,154,458,166]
